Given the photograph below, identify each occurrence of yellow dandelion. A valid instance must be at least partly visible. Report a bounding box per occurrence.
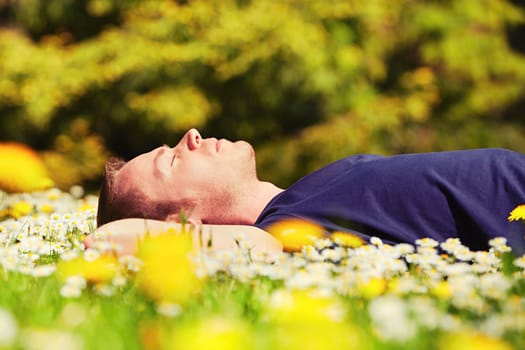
[508,204,525,222]
[431,280,452,300]
[357,277,387,299]
[168,316,253,350]
[267,219,326,253]
[78,202,95,212]
[39,203,55,214]
[0,142,53,193]
[9,200,33,218]
[439,331,513,350]
[0,209,9,219]
[266,290,364,350]
[46,189,61,200]
[139,322,162,350]
[386,278,403,296]
[331,231,364,248]
[136,229,201,304]
[57,254,119,285]
[266,290,344,325]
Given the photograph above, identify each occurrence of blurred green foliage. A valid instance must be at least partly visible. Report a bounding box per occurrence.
[0,0,524,189]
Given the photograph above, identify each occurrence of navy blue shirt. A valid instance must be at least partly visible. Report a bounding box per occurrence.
[255,149,525,253]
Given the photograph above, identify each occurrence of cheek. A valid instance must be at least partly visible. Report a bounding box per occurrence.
[175,161,219,193]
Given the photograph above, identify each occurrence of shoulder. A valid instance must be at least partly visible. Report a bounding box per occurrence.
[292,154,385,185]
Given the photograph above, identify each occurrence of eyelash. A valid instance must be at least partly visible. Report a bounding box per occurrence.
[170,153,178,166]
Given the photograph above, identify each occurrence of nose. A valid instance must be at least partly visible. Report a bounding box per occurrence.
[185,128,202,150]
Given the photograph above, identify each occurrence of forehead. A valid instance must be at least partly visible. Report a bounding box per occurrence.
[115,148,160,194]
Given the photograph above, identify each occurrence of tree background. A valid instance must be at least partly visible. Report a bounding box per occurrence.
[0,0,524,191]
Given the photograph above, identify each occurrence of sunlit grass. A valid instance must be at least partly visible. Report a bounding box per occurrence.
[0,188,524,350]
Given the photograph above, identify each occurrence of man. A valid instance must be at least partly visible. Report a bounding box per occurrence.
[88,128,525,256]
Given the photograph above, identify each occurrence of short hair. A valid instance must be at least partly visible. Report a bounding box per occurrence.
[96,157,189,227]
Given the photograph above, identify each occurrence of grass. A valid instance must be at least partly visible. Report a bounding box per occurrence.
[0,188,524,350]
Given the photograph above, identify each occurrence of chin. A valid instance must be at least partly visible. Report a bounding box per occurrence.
[234,141,257,172]
[234,140,255,157]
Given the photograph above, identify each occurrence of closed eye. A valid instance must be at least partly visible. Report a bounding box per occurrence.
[170,152,179,167]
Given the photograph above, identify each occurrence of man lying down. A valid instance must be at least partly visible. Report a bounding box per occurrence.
[84,129,525,256]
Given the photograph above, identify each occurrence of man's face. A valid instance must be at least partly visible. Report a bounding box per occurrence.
[114,129,257,220]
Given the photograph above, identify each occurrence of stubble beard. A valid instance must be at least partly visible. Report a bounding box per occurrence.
[211,153,256,225]
[200,140,258,225]
[239,140,257,178]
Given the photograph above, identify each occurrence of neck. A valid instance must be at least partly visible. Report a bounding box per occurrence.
[226,180,284,225]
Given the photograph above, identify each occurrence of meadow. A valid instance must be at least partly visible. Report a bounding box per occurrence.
[1,2,525,348]
[0,188,523,350]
